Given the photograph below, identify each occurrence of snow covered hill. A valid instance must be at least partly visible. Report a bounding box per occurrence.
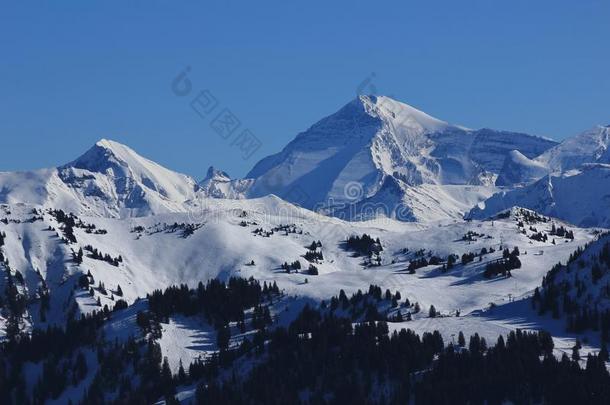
[205,96,556,221]
[2,197,602,404]
[0,196,597,337]
[532,231,610,338]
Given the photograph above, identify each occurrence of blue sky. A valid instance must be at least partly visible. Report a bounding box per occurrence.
[1,1,608,178]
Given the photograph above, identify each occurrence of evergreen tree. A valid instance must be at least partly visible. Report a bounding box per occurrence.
[572,340,581,361]
[600,342,609,362]
[177,360,187,384]
[160,357,175,397]
[217,325,231,351]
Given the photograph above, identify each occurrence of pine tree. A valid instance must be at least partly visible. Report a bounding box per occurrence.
[600,342,609,362]
[572,340,581,361]
[447,254,456,269]
[177,360,187,383]
[73,351,88,385]
[73,248,83,264]
[161,357,175,396]
[217,325,231,351]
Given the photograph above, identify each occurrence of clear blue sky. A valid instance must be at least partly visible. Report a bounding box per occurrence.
[1,1,608,178]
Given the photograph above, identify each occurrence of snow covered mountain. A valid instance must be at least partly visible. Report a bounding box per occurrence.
[472,125,610,226]
[495,125,610,186]
[0,139,200,218]
[537,125,610,173]
[207,95,556,221]
[468,164,610,228]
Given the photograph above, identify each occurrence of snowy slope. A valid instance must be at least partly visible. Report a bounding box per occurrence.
[330,176,498,222]
[537,231,610,313]
[495,150,549,186]
[468,164,610,227]
[0,195,598,338]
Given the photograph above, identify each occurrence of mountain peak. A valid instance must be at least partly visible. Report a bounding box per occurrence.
[89,138,144,165]
[94,138,132,153]
[96,137,122,148]
[355,95,451,133]
[536,124,610,173]
[63,139,152,177]
[245,95,556,214]
[59,139,199,211]
[202,166,231,183]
